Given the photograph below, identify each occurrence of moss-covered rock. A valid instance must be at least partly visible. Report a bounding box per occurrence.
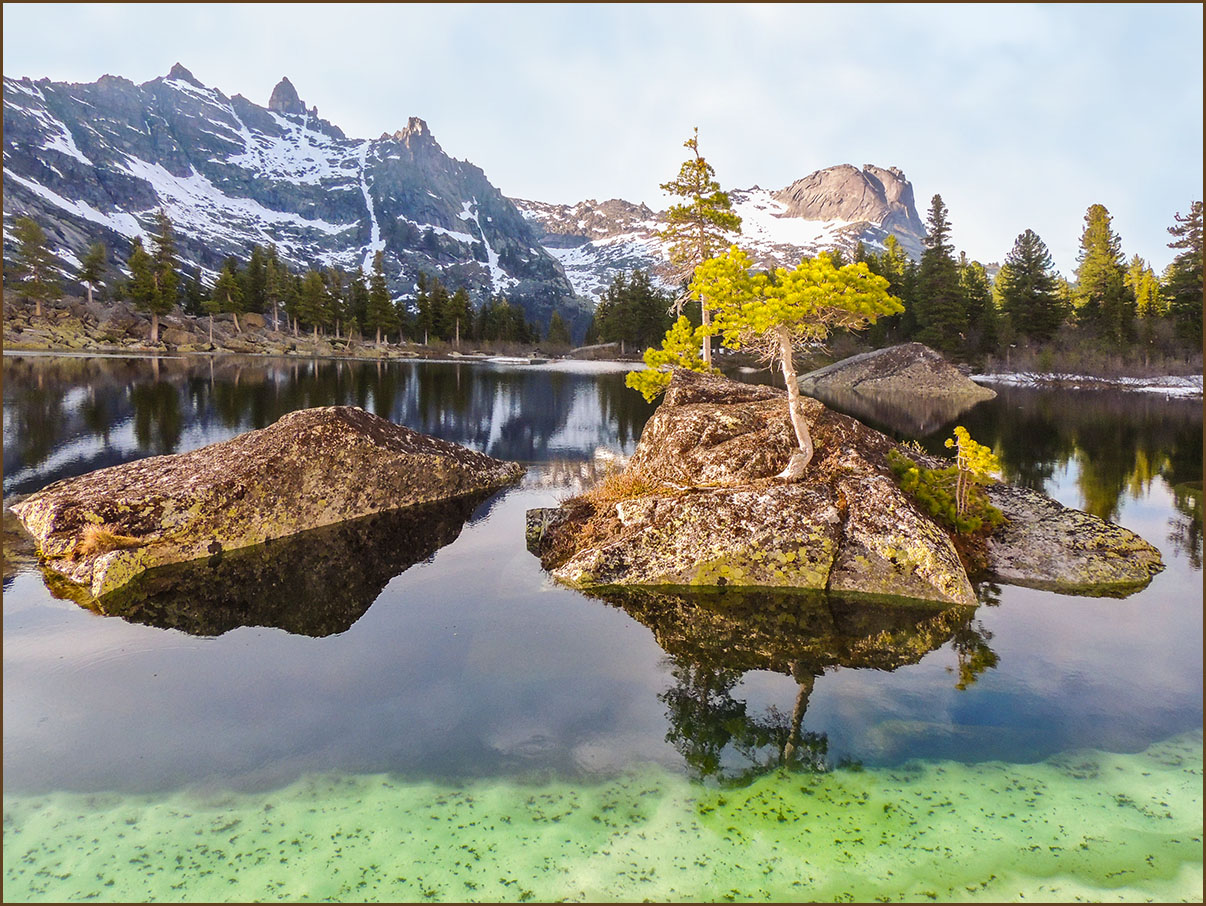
[984,484,1163,595]
[13,406,523,599]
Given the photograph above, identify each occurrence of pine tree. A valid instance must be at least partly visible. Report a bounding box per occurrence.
[12,216,60,318]
[658,127,742,367]
[324,267,346,338]
[1163,201,1203,345]
[243,244,268,315]
[443,288,472,347]
[264,246,284,331]
[145,209,179,343]
[413,273,435,344]
[299,269,329,338]
[959,254,998,354]
[428,278,451,341]
[1074,204,1133,348]
[283,274,302,336]
[999,229,1063,342]
[366,251,397,344]
[1126,256,1164,366]
[694,247,901,478]
[127,236,157,321]
[206,264,243,345]
[546,310,571,347]
[915,194,967,355]
[182,264,207,317]
[78,242,107,306]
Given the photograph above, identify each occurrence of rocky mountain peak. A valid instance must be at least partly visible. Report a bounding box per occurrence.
[166,63,204,87]
[268,76,306,116]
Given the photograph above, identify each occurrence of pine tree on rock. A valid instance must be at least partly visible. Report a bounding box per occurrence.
[658,127,742,367]
[12,216,61,318]
[1163,201,1203,345]
[79,242,107,306]
[694,246,902,479]
[916,194,967,356]
[999,229,1063,342]
[1074,204,1134,348]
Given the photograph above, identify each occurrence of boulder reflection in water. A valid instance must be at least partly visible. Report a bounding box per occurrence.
[55,492,492,637]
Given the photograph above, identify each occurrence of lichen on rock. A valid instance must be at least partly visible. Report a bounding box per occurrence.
[13,406,524,600]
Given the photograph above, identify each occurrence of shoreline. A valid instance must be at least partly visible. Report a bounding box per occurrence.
[971,370,1204,398]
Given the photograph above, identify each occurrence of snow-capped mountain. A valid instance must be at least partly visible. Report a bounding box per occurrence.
[514,164,927,299]
[3,62,927,333]
[2,64,584,332]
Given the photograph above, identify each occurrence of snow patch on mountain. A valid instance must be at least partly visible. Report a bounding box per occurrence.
[119,156,354,241]
[5,170,143,238]
[357,141,384,271]
[459,198,516,292]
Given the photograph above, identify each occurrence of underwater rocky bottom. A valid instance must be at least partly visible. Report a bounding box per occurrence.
[4,729,1201,903]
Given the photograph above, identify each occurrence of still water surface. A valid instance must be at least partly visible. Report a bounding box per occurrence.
[3,353,1202,901]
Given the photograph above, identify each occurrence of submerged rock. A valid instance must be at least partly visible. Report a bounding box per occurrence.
[13,406,523,599]
[527,370,1162,603]
[798,342,996,402]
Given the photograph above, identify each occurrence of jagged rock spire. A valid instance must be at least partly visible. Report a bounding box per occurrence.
[268,76,306,116]
[166,63,203,87]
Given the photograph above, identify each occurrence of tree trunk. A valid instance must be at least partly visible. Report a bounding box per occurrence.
[86,283,94,306]
[700,295,712,367]
[35,296,43,319]
[776,326,813,480]
[232,311,241,333]
[376,327,382,346]
[314,324,319,340]
[208,313,214,346]
[151,312,160,345]
[782,670,815,763]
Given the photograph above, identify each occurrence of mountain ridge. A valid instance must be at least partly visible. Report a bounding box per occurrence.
[3,64,928,336]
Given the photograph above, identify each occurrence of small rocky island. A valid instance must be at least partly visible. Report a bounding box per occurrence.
[12,406,524,600]
[527,371,1163,604]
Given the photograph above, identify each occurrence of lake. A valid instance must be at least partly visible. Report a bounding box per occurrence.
[3,353,1202,902]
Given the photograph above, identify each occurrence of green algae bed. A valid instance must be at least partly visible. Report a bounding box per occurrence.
[5,730,1200,903]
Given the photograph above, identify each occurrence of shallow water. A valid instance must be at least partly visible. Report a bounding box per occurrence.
[3,354,1202,901]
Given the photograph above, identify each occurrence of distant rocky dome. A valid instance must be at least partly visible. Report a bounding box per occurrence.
[774,164,926,253]
[798,343,996,401]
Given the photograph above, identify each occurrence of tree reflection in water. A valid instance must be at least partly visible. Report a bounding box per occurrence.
[584,587,997,783]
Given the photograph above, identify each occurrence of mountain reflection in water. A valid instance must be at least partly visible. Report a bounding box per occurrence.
[57,493,494,637]
[585,587,997,782]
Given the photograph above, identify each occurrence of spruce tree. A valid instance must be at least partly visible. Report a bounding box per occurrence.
[1074,204,1133,348]
[1163,201,1203,345]
[443,288,473,346]
[658,127,742,367]
[264,247,284,331]
[546,310,572,347]
[283,274,302,336]
[958,253,998,354]
[999,229,1063,342]
[325,267,346,338]
[300,269,329,338]
[79,242,107,306]
[208,263,244,340]
[127,237,157,322]
[145,209,179,343]
[414,273,435,344]
[915,194,967,356]
[12,216,60,318]
[366,251,397,344]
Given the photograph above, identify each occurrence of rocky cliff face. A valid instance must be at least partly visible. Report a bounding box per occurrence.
[513,164,927,299]
[2,65,585,334]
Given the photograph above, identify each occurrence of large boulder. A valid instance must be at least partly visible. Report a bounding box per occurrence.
[798,342,996,401]
[13,406,523,600]
[527,370,1162,604]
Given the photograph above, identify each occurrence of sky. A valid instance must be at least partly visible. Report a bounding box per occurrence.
[3,3,1202,274]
